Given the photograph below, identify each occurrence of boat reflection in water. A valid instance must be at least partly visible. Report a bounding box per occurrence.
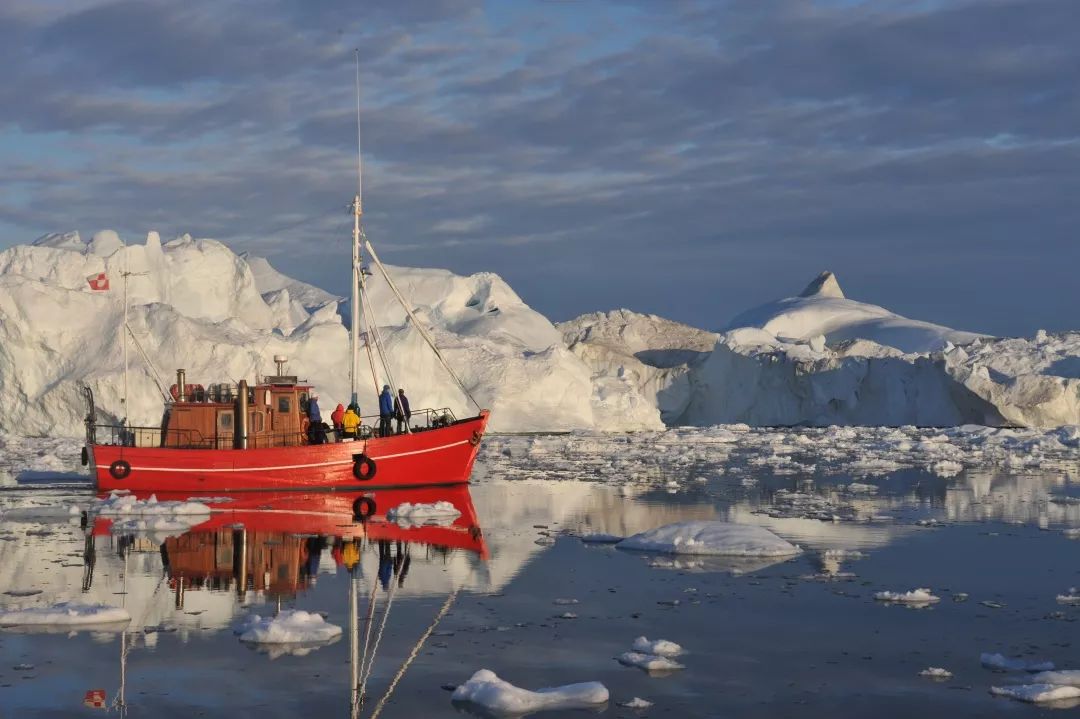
[76,484,487,716]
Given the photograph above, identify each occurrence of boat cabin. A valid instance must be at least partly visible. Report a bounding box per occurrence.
[162,367,315,449]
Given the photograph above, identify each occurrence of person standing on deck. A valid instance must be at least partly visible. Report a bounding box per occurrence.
[330,403,345,441]
[378,385,394,438]
[307,396,324,444]
[394,388,411,434]
[342,404,361,440]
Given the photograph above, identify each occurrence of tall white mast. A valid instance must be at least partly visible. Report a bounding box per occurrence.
[349,49,364,406]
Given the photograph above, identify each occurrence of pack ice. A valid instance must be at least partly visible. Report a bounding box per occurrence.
[0,231,662,435]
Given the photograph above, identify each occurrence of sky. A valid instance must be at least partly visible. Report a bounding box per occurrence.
[1,0,1077,336]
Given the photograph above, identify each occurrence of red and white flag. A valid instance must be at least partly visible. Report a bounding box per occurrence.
[86,272,110,291]
[83,689,107,708]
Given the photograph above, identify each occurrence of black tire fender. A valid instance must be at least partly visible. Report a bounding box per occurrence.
[352,454,377,481]
[353,496,376,520]
[109,459,131,480]
[80,447,89,467]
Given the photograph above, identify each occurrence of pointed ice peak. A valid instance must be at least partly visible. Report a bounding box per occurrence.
[87,230,124,257]
[799,271,844,299]
[146,231,162,251]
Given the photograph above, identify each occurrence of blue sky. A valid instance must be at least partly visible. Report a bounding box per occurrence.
[1,0,1077,336]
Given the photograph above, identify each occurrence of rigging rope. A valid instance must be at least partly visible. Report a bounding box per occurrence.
[367,590,459,719]
[363,240,483,413]
[357,239,399,401]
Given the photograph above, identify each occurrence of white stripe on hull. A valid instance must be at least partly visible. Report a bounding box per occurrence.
[95,438,472,474]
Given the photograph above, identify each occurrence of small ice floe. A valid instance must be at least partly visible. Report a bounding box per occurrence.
[1056,588,1080,605]
[618,697,654,709]
[930,460,964,478]
[980,653,1055,672]
[451,669,608,714]
[616,652,685,673]
[1064,528,1080,539]
[952,593,969,603]
[1030,670,1080,687]
[386,501,461,520]
[553,598,579,605]
[632,637,683,657]
[617,521,800,557]
[979,600,1005,609]
[873,588,940,605]
[1049,496,1080,505]
[919,667,953,680]
[990,684,1080,704]
[845,482,878,494]
[577,532,623,544]
[556,612,578,619]
[0,602,130,627]
[94,492,211,516]
[235,610,342,645]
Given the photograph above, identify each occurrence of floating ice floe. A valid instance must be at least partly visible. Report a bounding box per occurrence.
[1030,670,1080,687]
[386,501,462,520]
[93,492,211,516]
[1063,528,1080,539]
[0,602,130,627]
[618,697,654,709]
[990,684,1080,704]
[632,636,683,657]
[451,669,609,714]
[616,652,685,673]
[617,521,800,557]
[1057,588,1080,605]
[873,588,940,605]
[577,532,623,544]
[919,667,953,679]
[981,653,1055,672]
[235,610,342,644]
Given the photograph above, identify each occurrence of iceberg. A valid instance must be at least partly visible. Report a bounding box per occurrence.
[0,230,661,436]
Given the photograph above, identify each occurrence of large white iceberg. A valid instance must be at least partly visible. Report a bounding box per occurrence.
[0,230,661,436]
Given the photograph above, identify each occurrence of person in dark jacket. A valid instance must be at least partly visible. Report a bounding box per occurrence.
[378,385,394,438]
[307,396,325,444]
[394,388,411,434]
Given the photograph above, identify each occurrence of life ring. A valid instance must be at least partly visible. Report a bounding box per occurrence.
[469,430,482,446]
[352,496,376,520]
[109,459,131,480]
[80,447,89,466]
[352,454,377,481]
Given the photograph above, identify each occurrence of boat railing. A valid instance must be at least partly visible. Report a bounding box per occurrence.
[91,423,307,450]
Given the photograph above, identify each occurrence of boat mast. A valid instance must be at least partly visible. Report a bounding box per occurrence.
[349,49,364,406]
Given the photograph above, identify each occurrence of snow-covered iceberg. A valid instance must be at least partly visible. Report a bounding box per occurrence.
[451,669,609,714]
[0,230,661,436]
[681,271,1080,428]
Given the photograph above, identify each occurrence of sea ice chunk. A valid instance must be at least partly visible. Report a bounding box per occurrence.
[451,669,608,714]
[386,501,461,519]
[632,636,683,657]
[990,684,1080,703]
[617,521,800,557]
[1029,670,1080,687]
[236,610,342,644]
[981,653,1055,672]
[873,588,940,604]
[919,667,953,679]
[616,652,685,672]
[0,602,130,627]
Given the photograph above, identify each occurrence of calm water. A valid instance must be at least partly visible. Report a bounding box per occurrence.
[1,436,1078,718]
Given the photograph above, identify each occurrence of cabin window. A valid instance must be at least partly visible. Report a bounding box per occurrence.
[217,411,233,432]
[250,413,264,432]
[277,396,291,414]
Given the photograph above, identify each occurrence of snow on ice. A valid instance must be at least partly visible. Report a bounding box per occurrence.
[0,602,130,627]
[235,610,342,644]
[919,667,953,679]
[617,521,801,557]
[451,669,609,714]
[92,492,211,517]
[1030,671,1080,687]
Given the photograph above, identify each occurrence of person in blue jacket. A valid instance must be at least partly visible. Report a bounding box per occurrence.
[378,385,394,438]
[307,395,325,444]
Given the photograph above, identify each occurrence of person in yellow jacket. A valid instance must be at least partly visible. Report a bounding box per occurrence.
[342,404,361,440]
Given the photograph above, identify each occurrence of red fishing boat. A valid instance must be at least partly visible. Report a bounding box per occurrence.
[82,92,490,493]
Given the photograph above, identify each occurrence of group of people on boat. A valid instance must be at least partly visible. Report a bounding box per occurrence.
[305,386,412,444]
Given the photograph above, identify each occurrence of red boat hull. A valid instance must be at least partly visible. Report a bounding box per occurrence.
[91,411,488,492]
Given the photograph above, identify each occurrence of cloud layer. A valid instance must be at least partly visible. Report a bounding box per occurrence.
[2,0,1077,335]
